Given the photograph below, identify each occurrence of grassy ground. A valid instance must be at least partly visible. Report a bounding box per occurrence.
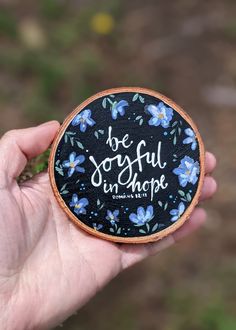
[0,0,236,329]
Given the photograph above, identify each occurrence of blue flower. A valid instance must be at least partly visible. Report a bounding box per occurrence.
[146,102,173,128]
[62,152,85,177]
[111,100,129,120]
[129,205,154,227]
[106,210,119,225]
[183,128,197,150]
[92,223,103,231]
[69,194,88,215]
[173,156,200,187]
[72,109,96,132]
[170,202,185,222]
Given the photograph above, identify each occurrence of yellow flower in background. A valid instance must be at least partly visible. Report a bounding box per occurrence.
[90,12,115,35]
[19,19,46,49]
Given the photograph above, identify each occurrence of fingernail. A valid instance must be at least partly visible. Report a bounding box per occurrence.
[39,120,59,127]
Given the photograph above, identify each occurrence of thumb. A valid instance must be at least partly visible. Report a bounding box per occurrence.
[0,121,60,184]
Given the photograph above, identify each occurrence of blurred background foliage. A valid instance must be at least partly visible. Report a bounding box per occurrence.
[0,0,236,329]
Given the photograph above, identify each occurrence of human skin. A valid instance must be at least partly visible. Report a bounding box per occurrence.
[0,121,217,329]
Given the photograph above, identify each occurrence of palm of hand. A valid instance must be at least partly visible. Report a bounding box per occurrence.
[1,171,123,329]
[0,122,216,329]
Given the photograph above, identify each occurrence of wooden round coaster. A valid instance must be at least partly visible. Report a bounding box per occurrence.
[49,87,205,243]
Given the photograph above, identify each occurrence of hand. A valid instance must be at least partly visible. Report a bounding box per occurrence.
[0,121,217,329]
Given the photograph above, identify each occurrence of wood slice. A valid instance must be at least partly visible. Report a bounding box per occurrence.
[49,87,205,243]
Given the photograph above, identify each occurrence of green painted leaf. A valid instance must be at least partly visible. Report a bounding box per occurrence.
[139,96,145,103]
[152,223,158,232]
[136,115,142,120]
[98,129,104,134]
[70,137,74,146]
[99,203,105,210]
[139,118,143,125]
[76,141,84,149]
[102,98,107,108]
[107,98,114,105]
[56,159,60,166]
[60,183,68,191]
[178,190,185,197]
[178,127,181,135]
[117,227,121,235]
[132,93,139,101]
[158,201,163,207]
[61,190,69,195]
[170,129,176,135]
[172,121,178,127]
[109,227,115,233]
[97,199,100,206]
[64,134,68,143]
[55,167,64,176]
[146,223,150,232]
[94,131,99,139]
[173,136,177,145]
[164,202,168,210]
[139,229,146,234]
[186,193,192,202]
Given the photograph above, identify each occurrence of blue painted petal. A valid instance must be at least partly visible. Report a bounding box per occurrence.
[69,201,75,207]
[183,137,193,145]
[74,207,86,215]
[113,210,119,217]
[149,117,159,126]
[171,215,179,222]
[170,209,178,216]
[166,107,173,117]
[178,202,185,215]
[129,213,138,223]
[161,120,170,128]
[80,207,87,214]
[97,224,103,230]
[185,128,194,137]
[69,152,76,162]
[146,205,153,218]
[72,193,78,204]
[117,106,125,116]
[80,122,87,132]
[81,109,91,119]
[184,159,194,170]
[68,167,75,177]
[182,156,194,166]
[157,102,165,109]
[75,166,85,173]
[107,210,113,218]
[137,207,145,218]
[111,109,118,120]
[62,160,70,168]
[191,141,197,150]
[79,198,89,207]
[137,219,145,226]
[173,168,184,175]
[75,155,85,164]
[72,114,81,126]
[86,117,96,126]
[179,176,188,187]
[147,104,158,117]
[116,100,128,108]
